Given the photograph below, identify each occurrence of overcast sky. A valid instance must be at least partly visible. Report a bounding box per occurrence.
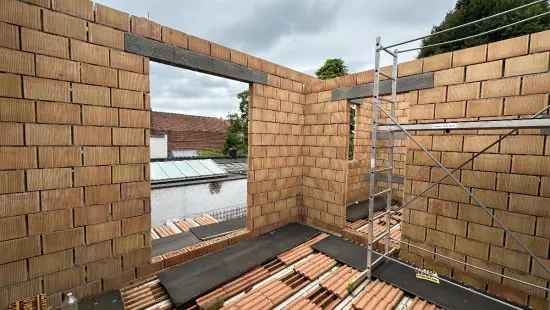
[98,0,456,117]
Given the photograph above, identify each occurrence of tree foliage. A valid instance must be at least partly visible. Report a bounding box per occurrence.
[419,0,550,58]
[315,58,348,80]
[224,90,249,157]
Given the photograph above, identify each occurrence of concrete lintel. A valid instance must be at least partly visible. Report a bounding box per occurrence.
[125,33,268,84]
[368,174,405,184]
[331,72,434,101]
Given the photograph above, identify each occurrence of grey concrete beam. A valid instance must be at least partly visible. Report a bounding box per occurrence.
[364,174,405,184]
[331,72,433,101]
[125,33,268,84]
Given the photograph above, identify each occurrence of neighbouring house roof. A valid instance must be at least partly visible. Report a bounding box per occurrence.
[151,111,229,151]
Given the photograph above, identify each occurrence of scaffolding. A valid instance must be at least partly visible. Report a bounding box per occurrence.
[354,0,550,308]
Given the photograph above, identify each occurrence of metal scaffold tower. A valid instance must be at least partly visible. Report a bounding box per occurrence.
[354,1,550,308]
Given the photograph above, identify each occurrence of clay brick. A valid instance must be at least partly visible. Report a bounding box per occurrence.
[0,98,34,123]
[468,222,504,246]
[211,43,230,61]
[463,170,496,190]
[0,260,27,287]
[407,136,432,150]
[434,67,464,86]
[409,104,434,120]
[27,168,72,191]
[0,73,22,98]
[463,135,499,153]
[113,165,144,183]
[86,221,121,244]
[43,9,86,40]
[188,35,211,55]
[36,55,80,83]
[437,216,467,236]
[36,101,81,124]
[0,0,41,29]
[418,87,446,104]
[42,227,84,253]
[458,203,492,225]
[466,97,504,117]
[70,39,109,67]
[112,200,145,219]
[441,152,473,169]
[231,49,247,66]
[0,170,25,194]
[41,187,82,211]
[530,29,550,53]
[0,235,40,264]
[509,193,550,218]
[0,216,27,241]
[119,70,149,92]
[28,209,72,234]
[472,154,510,173]
[121,181,149,200]
[447,82,480,101]
[111,89,144,109]
[83,146,119,166]
[74,166,111,186]
[85,184,120,205]
[120,147,148,164]
[488,35,529,60]
[0,146,36,171]
[434,101,466,119]
[504,94,548,116]
[72,83,111,107]
[161,26,188,49]
[505,52,549,77]
[81,63,118,87]
[86,258,121,282]
[501,135,544,155]
[531,258,550,280]
[74,241,111,264]
[512,155,550,176]
[466,60,502,82]
[438,184,469,203]
[426,229,454,250]
[505,232,549,257]
[43,267,84,294]
[119,109,150,128]
[495,209,536,235]
[455,235,489,260]
[522,72,550,95]
[497,173,540,195]
[95,4,130,31]
[452,45,487,67]
[398,59,422,77]
[113,128,145,146]
[472,188,508,210]
[409,209,436,228]
[0,21,19,50]
[0,123,24,146]
[0,47,35,75]
[52,0,93,20]
[111,50,144,73]
[131,16,161,40]
[0,192,39,217]
[74,204,110,226]
[82,106,118,126]
[73,126,112,146]
[21,28,69,59]
[25,123,72,146]
[89,23,124,49]
[406,165,431,182]
[28,249,72,278]
[423,52,452,72]
[481,77,521,98]
[490,245,530,273]
[113,233,144,255]
[0,278,42,308]
[432,136,463,152]
[23,77,70,102]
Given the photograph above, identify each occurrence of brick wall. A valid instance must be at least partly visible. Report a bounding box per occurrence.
[0,0,313,307]
[396,32,550,308]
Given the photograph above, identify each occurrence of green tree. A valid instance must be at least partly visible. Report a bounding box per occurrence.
[419,0,550,58]
[224,90,249,156]
[315,58,348,80]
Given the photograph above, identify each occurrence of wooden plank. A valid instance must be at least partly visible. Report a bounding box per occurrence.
[124,33,267,84]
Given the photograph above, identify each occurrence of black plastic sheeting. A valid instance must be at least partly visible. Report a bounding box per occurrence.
[159,223,320,307]
[152,232,200,257]
[312,235,380,271]
[373,260,523,310]
[346,197,386,222]
[79,290,123,310]
[190,216,246,241]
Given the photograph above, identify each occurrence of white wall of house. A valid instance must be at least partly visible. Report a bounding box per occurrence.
[150,135,168,159]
